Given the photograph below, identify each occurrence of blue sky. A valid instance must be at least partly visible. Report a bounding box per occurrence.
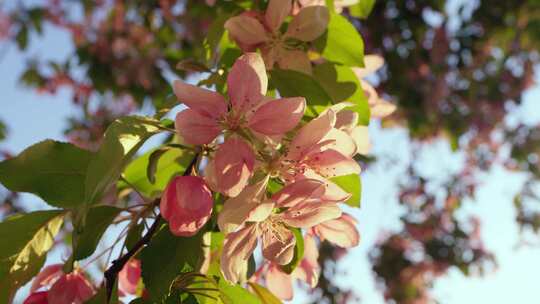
[1,11,540,304]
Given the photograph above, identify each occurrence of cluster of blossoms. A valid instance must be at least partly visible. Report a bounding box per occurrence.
[160,50,368,299]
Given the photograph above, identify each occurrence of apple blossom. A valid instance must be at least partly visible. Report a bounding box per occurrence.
[160,176,213,237]
[312,213,360,248]
[219,179,341,283]
[23,291,48,304]
[174,52,306,145]
[47,270,95,304]
[353,55,397,118]
[225,0,329,74]
[293,0,359,14]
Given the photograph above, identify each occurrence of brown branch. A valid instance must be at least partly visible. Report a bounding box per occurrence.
[103,153,199,302]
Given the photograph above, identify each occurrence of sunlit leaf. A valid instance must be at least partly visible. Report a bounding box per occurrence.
[330,174,362,208]
[73,206,121,261]
[0,140,93,208]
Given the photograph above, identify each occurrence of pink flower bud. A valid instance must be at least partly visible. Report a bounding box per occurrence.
[160,176,213,237]
[118,258,141,296]
[23,291,48,304]
[47,270,95,304]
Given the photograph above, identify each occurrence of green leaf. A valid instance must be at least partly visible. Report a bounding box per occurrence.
[0,210,64,302]
[270,69,333,118]
[141,225,204,301]
[0,140,93,208]
[349,0,376,19]
[248,282,282,304]
[15,25,28,50]
[313,63,370,125]
[85,116,163,205]
[280,228,304,274]
[121,147,196,198]
[330,174,362,207]
[73,206,121,261]
[314,13,365,67]
[218,281,261,304]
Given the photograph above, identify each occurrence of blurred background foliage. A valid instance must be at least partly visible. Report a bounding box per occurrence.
[0,0,539,303]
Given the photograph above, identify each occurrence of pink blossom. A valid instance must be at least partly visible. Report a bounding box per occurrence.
[225,0,329,74]
[204,137,256,197]
[174,52,306,145]
[312,213,360,248]
[160,176,213,236]
[263,234,321,300]
[275,109,361,202]
[332,104,371,155]
[294,0,359,14]
[47,270,95,304]
[30,264,63,293]
[353,55,396,118]
[218,179,341,283]
[118,258,141,296]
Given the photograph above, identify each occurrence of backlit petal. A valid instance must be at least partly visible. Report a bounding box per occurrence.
[266,265,294,300]
[305,149,361,178]
[224,15,269,46]
[285,6,329,41]
[288,109,336,161]
[30,264,63,293]
[214,137,256,197]
[281,201,341,228]
[221,224,259,283]
[173,80,227,118]
[228,53,268,113]
[265,0,292,33]
[175,109,221,145]
[262,226,296,265]
[248,97,306,135]
[272,179,326,208]
[313,213,360,248]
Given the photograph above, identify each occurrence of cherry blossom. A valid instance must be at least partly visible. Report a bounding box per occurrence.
[218,179,341,283]
[225,0,329,74]
[160,176,213,237]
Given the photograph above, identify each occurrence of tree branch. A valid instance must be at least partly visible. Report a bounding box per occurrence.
[103,153,199,302]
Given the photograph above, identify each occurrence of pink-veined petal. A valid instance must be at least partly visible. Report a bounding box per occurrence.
[221,224,259,283]
[285,6,329,41]
[173,80,227,118]
[228,53,268,113]
[224,15,269,46]
[305,149,361,178]
[248,97,306,135]
[288,109,336,161]
[175,109,221,145]
[30,264,63,293]
[277,50,313,75]
[351,126,371,155]
[214,137,256,197]
[301,169,352,202]
[266,264,294,300]
[160,176,213,237]
[265,0,292,33]
[272,179,326,208]
[313,213,360,248]
[292,235,320,287]
[118,258,141,296]
[261,225,296,265]
[281,201,342,228]
[319,128,358,157]
[218,178,269,234]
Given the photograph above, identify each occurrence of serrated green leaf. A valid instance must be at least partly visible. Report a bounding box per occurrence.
[280,228,304,274]
[248,282,282,304]
[330,174,362,207]
[0,210,64,303]
[121,147,196,198]
[313,63,370,125]
[0,140,93,208]
[314,13,365,67]
[349,0,376,19]
[85,116,163,205]
[141,225,204,302]
[270,69,332,118]
[73,206,121,261]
